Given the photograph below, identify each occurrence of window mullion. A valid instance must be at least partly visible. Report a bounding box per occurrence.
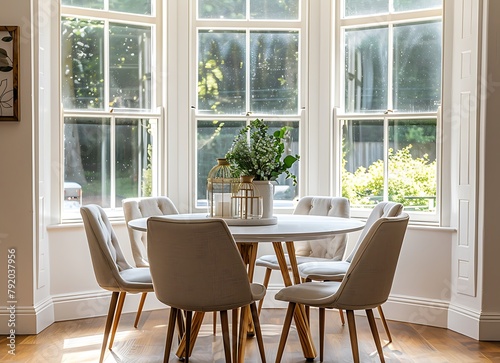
[387,24,394,112]
[104,20,110,112]
[110,115,116,209]
[383,116,389,202]
[246,30,251,115]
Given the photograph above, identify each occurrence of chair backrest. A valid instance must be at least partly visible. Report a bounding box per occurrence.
[80,204,134,291]
[345,201,404,263]
[147,217,255,311]
[293,196,350,260]
[122,197,179,267]
[330,213,409,310]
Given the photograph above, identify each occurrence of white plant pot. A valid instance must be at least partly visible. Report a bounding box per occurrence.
[253,180,275,219]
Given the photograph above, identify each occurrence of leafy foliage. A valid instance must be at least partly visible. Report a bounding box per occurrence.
[225,118,299,184]
[342,145,436,210]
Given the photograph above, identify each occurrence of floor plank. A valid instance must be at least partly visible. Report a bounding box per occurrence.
[1,308,500,362]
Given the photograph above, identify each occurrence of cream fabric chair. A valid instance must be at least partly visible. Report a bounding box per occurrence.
[80,205,154,363]
[147,217,267,363]
[275,213,409,363]
[122,196,179,328]
[255,196,350,313]
[298,201,404,342]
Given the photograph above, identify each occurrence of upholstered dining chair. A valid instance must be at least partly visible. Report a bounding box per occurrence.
[255,196,350,315]
[80,205,154,363]
[275,213,409,363]
[147,217,267,363]
[298,201,404,342]
[122,196,179,328]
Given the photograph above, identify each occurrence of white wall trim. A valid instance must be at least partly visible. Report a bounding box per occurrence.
[0,296,54,335]
[51,290,166,322]
[262,287,450,329]
[448,303,500,341]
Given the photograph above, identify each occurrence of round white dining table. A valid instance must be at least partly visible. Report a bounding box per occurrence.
[128,213,364,241]
[128,213,365,362]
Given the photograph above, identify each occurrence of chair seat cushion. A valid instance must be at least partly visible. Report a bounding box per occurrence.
[250,282,266,301]
[275,281,342,307]
[298,261,350,281]
[255,254,336,270]
[119,267,154,292]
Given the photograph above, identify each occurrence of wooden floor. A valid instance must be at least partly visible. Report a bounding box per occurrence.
[2,308,500,362]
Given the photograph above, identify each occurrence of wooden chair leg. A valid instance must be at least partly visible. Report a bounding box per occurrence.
[339,309,345,325]
[250,302,266,362]
[232,309,239,363]
[185,311,192,363]
[164,308,179,363]
[377,306,392,343]
[275,302,296,363]
[134,292,147,328]
[99,291,119,363]
[257,268,272,315]
[220,310,231,363]
[176,310,185,343]
[213,311,217,335]
[319,308,325,362]
[238,305,250,363]
[366,309,385,363]
[109,291,126,349]
[346,310,360,363]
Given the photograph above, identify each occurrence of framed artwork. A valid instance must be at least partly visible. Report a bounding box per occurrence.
[0,26,19,121]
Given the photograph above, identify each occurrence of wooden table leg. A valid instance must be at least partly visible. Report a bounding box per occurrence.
[175,311,205,358]
[273,241,317,360]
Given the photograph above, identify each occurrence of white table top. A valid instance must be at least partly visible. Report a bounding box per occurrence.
[128,213,365,242]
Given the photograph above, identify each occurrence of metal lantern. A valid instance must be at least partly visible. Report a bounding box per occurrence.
[207,158,236,218]
[232,175,263,220]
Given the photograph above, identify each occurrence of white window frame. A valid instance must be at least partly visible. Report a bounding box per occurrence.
[190,0,308,214]
[60,2,164,221]
[333,3,443,224]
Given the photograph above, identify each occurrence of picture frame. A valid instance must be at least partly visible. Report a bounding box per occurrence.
[0,26,19,122]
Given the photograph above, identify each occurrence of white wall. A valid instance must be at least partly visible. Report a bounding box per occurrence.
[0,0,41,335]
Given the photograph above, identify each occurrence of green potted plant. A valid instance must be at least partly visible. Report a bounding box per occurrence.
[225,118,299,219]
[225,118,300,184]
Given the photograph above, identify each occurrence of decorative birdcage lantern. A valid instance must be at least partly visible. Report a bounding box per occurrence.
[232,176,263,220]
[207,158,237,218]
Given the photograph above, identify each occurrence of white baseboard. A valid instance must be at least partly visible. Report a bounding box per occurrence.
[0,297,54,335]
[51,290,166,322]
[448,303,500,340]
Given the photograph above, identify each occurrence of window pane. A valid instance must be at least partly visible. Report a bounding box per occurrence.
[393,0,442,12]
[345,27,388,113]
[61,18,105,110]
[197,120,246,202]
[198,31,246,115]
[344,0,388,17]
[198,0,245,19]
[341,119,384,208]
[393,21,442,112]
[115,119,155,203]
[388,119,437,211]
[62,0,103,10]
[265,121,300,205]
[197,120,299,205]
[109,24,152,110]
[64,117,111,209]
[250,0,299,20]
[109,0,152,15]
[250,31,299,115]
